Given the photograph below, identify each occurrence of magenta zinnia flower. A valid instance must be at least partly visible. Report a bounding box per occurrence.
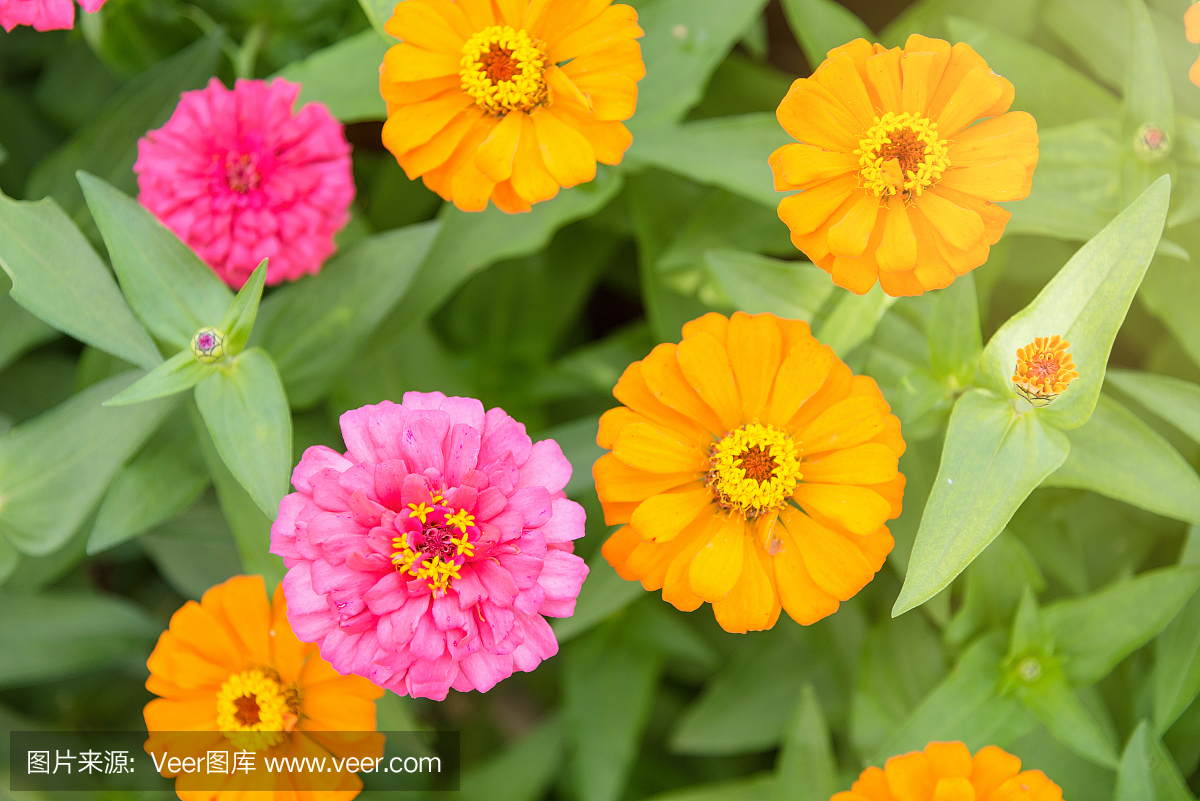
[0,0,103,31]
[271,392,590,701]
[134,77,354,289]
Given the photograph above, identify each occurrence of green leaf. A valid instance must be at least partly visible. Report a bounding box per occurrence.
[254,222,440,407]
[0,371,173,556]
[275,29,392,123]
[1140,255,1200,367]
[775,684,837,801]
[671,624,808,755]
[190,403,285,587]
[1001,120,1121,241]
[943,17,1120,128]
[1154,527,1200,733]
[460,716,565,801]
[86,412,208,554]
[564,628,661,801]
[627,114,789,208]
[1045,565,1200,685]
[218,258,268,356]
[981,175,1169,430]
[642,775,777,801]
[0,192,160,370]
[551,554,644,643]
[103,350,213,406]
[1042,0,1126,89]
[139,497,242,601]
[1106,369,1200,445]
[816,285,896,357]
[946,532,1045,648]
[25,33,223,224]
[631,0,771,130]
[704,250,833,322]
[894,390,1070,616]
[356,0,396,36]
[1116,720,1195,801]
[927,272,981,385]
[876,633,1036,761]
[780,0,873,68]
[0,591,157,688]
[194,348,292,520]
[1020,670,1121,768]
[1044,394,1200,523]
[0,276,57,374]
[1124,0,1175,139]
[882,0,1040,43]
[79,172,233,350]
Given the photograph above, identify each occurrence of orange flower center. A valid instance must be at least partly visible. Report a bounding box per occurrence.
[234,695,262,726]
[215,667,299,749]
[460,25,548,114]
[225,153,261,194]
[857,112,950,199]
[736,444,777,482]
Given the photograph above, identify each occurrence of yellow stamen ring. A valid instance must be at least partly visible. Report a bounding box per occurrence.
[460,25,548,114]
[706,423,803,520]
[856,111,951,199]
[215,667,299,750]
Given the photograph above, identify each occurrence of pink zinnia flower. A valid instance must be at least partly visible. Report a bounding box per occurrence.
[0,0,103,31]
[270,392,590,701]
[134,77,354,289]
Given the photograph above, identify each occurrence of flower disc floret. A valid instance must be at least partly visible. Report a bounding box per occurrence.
[707,423,802,519]
[857,112,950,199]
[1012,335,1078,407]
[460,26,548,114]
[215,667,297,750]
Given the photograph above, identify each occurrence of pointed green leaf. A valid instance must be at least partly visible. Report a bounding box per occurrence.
[928,272,981,385]
[564,628,661,801]
[0,277,57,373]
[1140,254,1200,367]
[218,258,267,355]
[1124,0,1175,138]
[0,192,160,370]
[0,371,174,556]
[1007,586,1054,660]
[1042,0,1127,89]
[627,114,789,208]
[703,250,833,322]
[25,33,223,223]
[275,29,392,123]
[189,403,285,587]
[943,17,1120,128]
[980,176,1169,430]
[780,0,872,68]
[103,350,214,406]
[775,684,837,801]
[1021,670,1121,768]
[460,716,565,801]
[1106,369,1200,445]
[882,0,1039,43]
[817,285,897,357]
[86,413,208,554]
[79,171,233,350]
[894,390,1070,616]
[1045,566,1200,685]
[194,348,292,520]
[254,222,439,407]
[1154,527,1200,733]
[1116,720,1195,801]
[0,536,17,586]
[630,0,771,130]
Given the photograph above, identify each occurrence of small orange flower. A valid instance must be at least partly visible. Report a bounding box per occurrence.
[379,0,645,213]
[770,36,1039,297]
[594,312,905,634]
[1188,3,1200,86]
[144,575,384,801]
[835,742,1063,801]
[1012,335,1078,407]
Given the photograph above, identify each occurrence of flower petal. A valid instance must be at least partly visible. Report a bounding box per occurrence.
[612,422,710,473]
[630,484,714,543]
[767,334,833,428]
[802,443,898,485]
[712,536,780,633]
[728,311,783,422]
[777,173,858,235]
[792,483,891,536]
[781,509,875,599]
[688,513,746,602]
[677,331,742,431]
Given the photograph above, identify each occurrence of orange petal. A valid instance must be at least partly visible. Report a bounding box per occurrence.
[878,269,926,297]
[531,107,596,188]
[788,356,853,432]
[550,3,644,62]
[682,312,730,342]
[385,0,469,51]
[612,422,710,473]
[900,50,938,116]
[144,697,217,731]
[865,472,906,520]
[802,443,898,484]
[602,525,643,581]
[793,483,892,536]
[781,508,875,599]
[970,746,1022,800]
[878,196,917,272]
[767,336,833,428]
[917,190,985,252]
[865,46,903,112]
[939,160,1028,201]
[381,89,472,154]
[688,513,747,602]
[511,111,561,204]
[925,742,973,779]
[932,778,975,801]
[571,72,639,121]
[777,174,859,235]
[381,43,461,82]
[215,575,271,665]
[828,192,882,258]
[394,107,481,179]
[677,332,742,431]
[727,312,782,422]
[630,484,714,543]
[904,33,952,87]
[613,361,713,447]
[545,63,593,112]
[593,452,701,503]
[947,111,1038,168]
[797,396,886,455]
[933,185,1012,245]
[885,751,935,801]
[627,511,711,591]
[934,67,1004,136]
[774,144,858,190]
[813,51,875,129]
[641,343,727,436]
[173,599,244,671]
[475,110,523,182]
[776,79,861,152]
[857,525,895,571]
[712,536,781,633]
[491,180,533,213]
[450,154,497,211]
[528,0,609,41]
[772,528,839,625]
[598,406,643,449]
[381,74,460,106]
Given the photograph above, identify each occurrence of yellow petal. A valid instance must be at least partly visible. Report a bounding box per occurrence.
[828,192,881,258]
[877,197,917,273]
[778,174,858,235]
[677,331,743,432]
[612,422,710,474]
[792,483,891,536]
[796,396,885,455]
[630,484,714,543]
[474,110,523,182]
[688,514,746,602]
[801,443,898,485]
[728,312,782,422]
[767,336,833,428]
[712,537,780,633]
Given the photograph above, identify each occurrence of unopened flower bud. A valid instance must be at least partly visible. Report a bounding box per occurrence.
[1134,123,1171,162]
[191,327,227,364]
[1012,335,1079,408]
[1018,656,1042,683]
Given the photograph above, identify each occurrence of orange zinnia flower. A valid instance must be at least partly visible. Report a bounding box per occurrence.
[144,575,384,801]
[379,0,645,213]
[1012,335,1078,407]
[770,36,1039,297]
[836,742,1063,801]
[1188,3,1200,86]
[594,312,905,633]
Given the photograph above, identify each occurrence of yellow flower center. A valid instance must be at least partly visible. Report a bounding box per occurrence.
[460,25,548,114]
[215,668,299,750]
[856,111,950,199]
[706,423,803,520]
[391,505,477,597]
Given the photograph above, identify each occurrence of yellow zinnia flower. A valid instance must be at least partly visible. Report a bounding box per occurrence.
[837,742,1063,801]
[770,36,1039,297]
[144,575,384,801]
[379,0,645,213]
[594,312,905,634]
[1012,335,1078,407]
